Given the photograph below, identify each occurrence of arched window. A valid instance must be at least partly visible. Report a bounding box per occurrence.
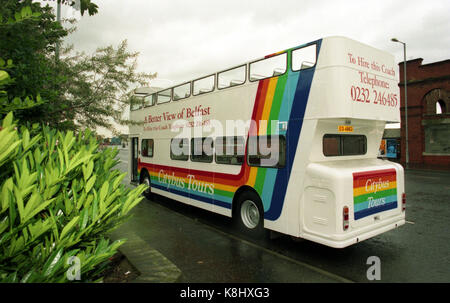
[424,89,448,115]
[436,99,446,114]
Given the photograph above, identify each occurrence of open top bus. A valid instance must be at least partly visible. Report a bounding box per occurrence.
[128,36,405,248]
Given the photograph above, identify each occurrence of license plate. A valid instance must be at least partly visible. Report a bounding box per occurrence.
[338,125,353,132]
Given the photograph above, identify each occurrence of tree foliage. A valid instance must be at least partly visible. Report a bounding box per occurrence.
[0,3,150,282]
[0,3,50,115]
[0,112,146,282]
[45,42,156,130]
[0,1,156,132]
[0,0,67,118]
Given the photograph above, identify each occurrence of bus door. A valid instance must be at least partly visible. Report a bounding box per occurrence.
[131,137,139,182]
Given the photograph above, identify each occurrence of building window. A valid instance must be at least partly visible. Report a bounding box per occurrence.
[323,134,367,156]
[170,138,189,161]
[424,88,448,115]
[424,124,450,154]
[191,137,213,163]
[215,136,245,165]
[247,135,286,168]
[436,100,446,114]
[141,139,154,157]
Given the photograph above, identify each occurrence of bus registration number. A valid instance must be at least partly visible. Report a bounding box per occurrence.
[338,125,353,132]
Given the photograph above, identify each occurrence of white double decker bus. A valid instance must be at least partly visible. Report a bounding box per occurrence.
[129,36,405,248]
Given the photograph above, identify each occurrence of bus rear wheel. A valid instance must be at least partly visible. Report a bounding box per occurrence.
[140,171,152,200]
[235,191,265,238]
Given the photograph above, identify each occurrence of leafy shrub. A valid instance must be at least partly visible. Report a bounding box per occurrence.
[0,112,146,282]
[0,60,45,115]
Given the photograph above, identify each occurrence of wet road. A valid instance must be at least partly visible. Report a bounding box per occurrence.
[114,147,450,282]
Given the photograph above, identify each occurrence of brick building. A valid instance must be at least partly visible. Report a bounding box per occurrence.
[398,58,450,169]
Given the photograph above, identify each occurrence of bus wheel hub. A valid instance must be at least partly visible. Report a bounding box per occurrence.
[241,200,260,229]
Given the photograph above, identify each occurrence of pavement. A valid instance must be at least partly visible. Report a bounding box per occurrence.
[106,146,182,282]
[109,147,450,283]
[108,228,182,283]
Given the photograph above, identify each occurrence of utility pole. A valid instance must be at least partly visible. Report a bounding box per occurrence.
[391,38,409,168]
[55,1,61,61]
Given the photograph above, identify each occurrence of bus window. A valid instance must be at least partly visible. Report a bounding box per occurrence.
[249,53,287,81]
[247,135,286,167]
[130,95,144,111]
[157,89,171,104]
[193,75,215,96]
[215,136,245,165]
[141,139,154,157]
[170,138,189,161]
[323,134,367,156]
[144,94,156,107]
[173,83,191,101]
[292,44,317,71]
[218,65,246,89]
[191,137,213,163]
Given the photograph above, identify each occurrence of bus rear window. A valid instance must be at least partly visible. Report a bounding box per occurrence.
[323,134,367,156]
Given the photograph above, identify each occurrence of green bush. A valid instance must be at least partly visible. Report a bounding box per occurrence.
[0,112,146,282]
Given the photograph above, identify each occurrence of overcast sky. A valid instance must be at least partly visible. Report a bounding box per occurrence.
[37,0,450,135]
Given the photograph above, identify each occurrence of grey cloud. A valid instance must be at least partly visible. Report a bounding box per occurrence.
[46,0,450,85]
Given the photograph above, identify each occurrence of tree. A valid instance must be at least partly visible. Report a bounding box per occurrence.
[0,4,147,282]
[0,0,67,118]
[1,1,156,132]
[41,41,156,131]
[0,4,49,116]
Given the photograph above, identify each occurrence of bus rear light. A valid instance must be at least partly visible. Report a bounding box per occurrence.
[402,193,406,212]
[343,206,349,231]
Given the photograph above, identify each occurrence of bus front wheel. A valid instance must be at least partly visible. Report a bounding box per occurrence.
[235,191,265,238]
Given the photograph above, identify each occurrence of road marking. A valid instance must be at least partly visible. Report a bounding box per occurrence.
[405,220,415,225]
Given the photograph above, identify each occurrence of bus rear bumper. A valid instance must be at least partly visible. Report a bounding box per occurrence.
[300,215,405,248]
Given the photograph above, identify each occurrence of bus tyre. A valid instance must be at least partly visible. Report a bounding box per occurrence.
[140,171,152,200]
[235,191,265,238]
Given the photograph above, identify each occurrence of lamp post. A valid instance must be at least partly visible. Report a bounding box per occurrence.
[55,1,61,61]
[55,1,81,61]
[391,38,409,168]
